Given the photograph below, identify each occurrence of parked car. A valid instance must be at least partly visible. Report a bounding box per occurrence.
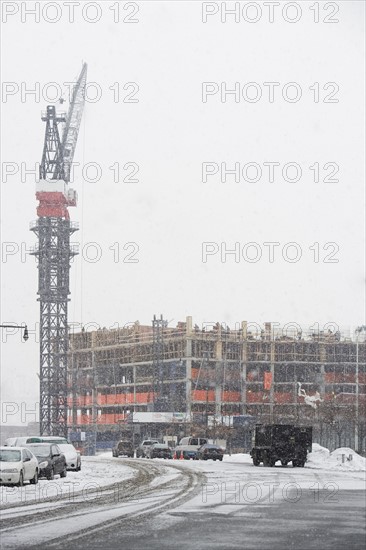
[179,437,208,447]
[57,443,81,471]
[28,436,69,444]
[24,443,67,480]
[0,446,39,486]
[112,440,134,458]
[197,444,224,461]
[136,439,160,458]
[175,437,208,460]
[146,443,172,459]
[3,438,18,447]
[12,436,68,447]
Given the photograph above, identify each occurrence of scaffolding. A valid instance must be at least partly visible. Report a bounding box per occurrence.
[68,318,366,450]
[152,314,168,411]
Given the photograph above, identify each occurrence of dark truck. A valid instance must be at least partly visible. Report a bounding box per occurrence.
[112,439,134,458]
[250,424,312,467]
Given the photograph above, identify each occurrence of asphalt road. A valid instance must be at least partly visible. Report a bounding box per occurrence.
[1,459,365,550]
[43,488,366,550]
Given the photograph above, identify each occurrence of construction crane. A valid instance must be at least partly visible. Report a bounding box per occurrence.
[30,63,87,437]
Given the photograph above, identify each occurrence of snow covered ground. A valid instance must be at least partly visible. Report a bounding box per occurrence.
[0,446,365,549]
[224,444,366,472]
[1,445,364,508]
[0,453,135,507]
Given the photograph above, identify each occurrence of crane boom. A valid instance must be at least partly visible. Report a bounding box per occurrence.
[59,63,87,183]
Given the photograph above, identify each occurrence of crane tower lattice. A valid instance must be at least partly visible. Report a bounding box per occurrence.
[30,64,87,436]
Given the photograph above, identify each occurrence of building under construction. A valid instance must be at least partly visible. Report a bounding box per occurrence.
[67,316,366,452]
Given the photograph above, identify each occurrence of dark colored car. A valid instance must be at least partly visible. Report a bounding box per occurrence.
[112,440,134,458]
[24,443,67,480]
[136,440,160,458]
[197,444,224,461]
[146,444,172,459]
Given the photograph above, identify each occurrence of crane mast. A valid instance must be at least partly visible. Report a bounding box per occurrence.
[30,63,87,437]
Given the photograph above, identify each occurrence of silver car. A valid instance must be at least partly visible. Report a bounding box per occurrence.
[57,443,81,471]
[0,446,39,486]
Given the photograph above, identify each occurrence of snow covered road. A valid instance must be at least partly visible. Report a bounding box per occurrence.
[0,455,205,549]
[0,449,365,550]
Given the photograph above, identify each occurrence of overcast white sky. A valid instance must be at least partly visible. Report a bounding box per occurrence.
[0,1,365,423]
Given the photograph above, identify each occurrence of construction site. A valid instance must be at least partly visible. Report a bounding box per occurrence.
[28,63,366,455]
[67,317,366,453]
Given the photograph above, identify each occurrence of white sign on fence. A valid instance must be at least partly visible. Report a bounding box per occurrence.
[130,412,191,424]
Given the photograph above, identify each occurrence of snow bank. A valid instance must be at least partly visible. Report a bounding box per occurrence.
[307,443,366,471]
[223,445,366,472]
[223,453,252,464]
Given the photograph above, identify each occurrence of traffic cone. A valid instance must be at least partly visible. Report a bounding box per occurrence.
[173,450,177,460]
[180,450,184,460]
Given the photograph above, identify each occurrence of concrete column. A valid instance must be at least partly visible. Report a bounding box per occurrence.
[186,315,192,336]
[319,344,326,363]
[241,321,247,413]
[71,352,77,429]
[270,341,275,422]
[215,326,223,417]
[320,364,325,395]
[185,328,192,417]
[133,365,136,412]
[215,384,221,417]
[91,349,97,455]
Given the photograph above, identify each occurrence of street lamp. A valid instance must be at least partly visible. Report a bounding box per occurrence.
[355,325,366,453]
[0,323,29,341]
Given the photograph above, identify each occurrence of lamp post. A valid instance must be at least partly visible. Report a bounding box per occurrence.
[355,325,366,453]
[0,324,29,341]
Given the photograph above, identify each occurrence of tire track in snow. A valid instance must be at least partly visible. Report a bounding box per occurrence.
[0,460,206,549]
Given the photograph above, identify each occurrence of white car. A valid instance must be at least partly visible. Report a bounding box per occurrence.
[57,443,81,471]
[4,438,17,447]
[13,436,68,446]
[0,446,39,486]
